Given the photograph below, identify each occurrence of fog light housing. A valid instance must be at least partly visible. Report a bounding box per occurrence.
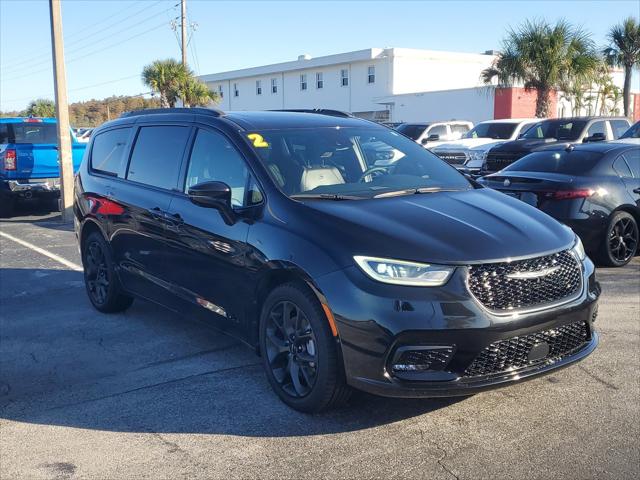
[391,346,455,373]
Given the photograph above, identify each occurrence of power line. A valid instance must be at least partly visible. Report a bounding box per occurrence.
[2,2,174,76]
[2,21,172,83]
[1,0,152,69]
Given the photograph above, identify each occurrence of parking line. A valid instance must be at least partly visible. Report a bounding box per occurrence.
[0,230,83,272]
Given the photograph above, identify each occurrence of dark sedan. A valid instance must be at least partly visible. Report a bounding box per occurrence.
[479,143,640,266]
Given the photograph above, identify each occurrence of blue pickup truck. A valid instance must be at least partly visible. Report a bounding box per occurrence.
[0,117,86,217]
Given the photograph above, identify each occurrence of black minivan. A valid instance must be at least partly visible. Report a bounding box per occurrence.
[74,108,600,412]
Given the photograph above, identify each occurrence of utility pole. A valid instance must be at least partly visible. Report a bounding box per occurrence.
[48,0,74,223]
[181,0,187,67]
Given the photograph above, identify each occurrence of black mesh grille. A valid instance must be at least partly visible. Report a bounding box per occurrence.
[468,250,582,312]
[464,321,590,377]
[435,151,467,165]
[392,347,454,372]
[484,151,525,172]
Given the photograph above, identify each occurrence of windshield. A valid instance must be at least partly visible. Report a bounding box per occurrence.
[464,122,517,140]
[396,124,427,141]
[504,150,603,174]
[521,119,587,141]
[247,127,472,199]
[0,122,58,144]
[620,122,640,139]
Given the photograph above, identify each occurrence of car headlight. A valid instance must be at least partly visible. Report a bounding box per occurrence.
[572,236,586,261]
[354,256,454,286]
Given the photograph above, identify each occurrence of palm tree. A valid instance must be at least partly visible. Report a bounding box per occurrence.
[179,77,219,107]
[603,17,640,117]
[25,98,56,117]
[482,19,600,118]
[141,59,188,107]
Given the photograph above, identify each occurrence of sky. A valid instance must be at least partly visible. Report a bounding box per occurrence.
[1,0,639,112]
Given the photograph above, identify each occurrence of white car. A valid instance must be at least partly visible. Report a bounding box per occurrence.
[430,118,538,174]
[396,121,473,146]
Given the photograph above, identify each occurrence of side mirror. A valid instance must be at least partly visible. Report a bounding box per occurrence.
[583,132,606,143]
[187,181,236,224]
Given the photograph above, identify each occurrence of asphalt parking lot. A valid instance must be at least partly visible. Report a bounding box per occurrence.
[1,207,639,480]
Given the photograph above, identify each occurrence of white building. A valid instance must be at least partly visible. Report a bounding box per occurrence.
[200,48,496,122]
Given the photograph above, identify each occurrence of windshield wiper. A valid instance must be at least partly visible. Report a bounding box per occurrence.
[290,193,363,200]
[373,187,460,198]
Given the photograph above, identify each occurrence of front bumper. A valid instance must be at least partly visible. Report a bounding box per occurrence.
[315,256,600,398]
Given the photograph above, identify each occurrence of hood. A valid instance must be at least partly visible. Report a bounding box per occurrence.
[298,188,574,266]
[490,138,563,153]
[432,138,507,151]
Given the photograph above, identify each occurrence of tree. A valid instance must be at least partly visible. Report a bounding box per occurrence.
[603,17,640,117]
[26,98,56,117]
[141,59,188,107]
[482,19,600,118]
[179,77,219,107]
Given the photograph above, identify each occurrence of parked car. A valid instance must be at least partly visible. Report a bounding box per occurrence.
[431,118,537,174]
[396,121,473,146]
[615,121,640,144]
[479,143,639,266]
[75,108,599,412]
[0,117,86,217]
[481,116,631,175]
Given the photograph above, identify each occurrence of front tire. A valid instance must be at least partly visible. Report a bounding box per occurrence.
[599,211,638,267]
[82,231,134,313]
[259,283,351,413]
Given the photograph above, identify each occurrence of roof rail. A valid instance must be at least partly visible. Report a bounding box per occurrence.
[269,109,353,118]
[120,107,224,118]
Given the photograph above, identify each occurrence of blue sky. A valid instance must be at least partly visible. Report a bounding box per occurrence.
[1,0,638,111]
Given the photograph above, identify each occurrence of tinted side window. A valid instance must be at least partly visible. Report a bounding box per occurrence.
[622,149,639,177]
[127,126,190,189]
[610,120,630,139]
[613,156,633,178]
[185,129,252,207]
[587,121,606,137]
[428,125,448,137]
[90,127,132,177]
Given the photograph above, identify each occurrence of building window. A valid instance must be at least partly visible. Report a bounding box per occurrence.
[340,68,349,87]
[316,72,323,89]
[271,78,278,94]
[367,66,375,84]
[256,80,262,95]
[218,85,223,98]
[233,83,239,97]
[300,74,307,91]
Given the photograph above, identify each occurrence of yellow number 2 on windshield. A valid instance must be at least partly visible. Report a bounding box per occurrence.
[247,133,269,148]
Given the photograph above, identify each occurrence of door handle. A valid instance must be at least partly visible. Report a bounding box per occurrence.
[163,212,184,224]
[633,187,640,194]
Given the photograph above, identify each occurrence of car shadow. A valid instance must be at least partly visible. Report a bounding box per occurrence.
[0,267,466,438]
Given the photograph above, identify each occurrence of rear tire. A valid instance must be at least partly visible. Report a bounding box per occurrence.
[0,196,16,218]
[259,283,351,413]
[598,211,638,267]
[82,231,134,313]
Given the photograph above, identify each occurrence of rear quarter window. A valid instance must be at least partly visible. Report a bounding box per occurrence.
[90,127,132,177]
[504,150,603,175]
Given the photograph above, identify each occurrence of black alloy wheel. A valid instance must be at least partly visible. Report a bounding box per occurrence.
[601,211,638,267]
[85,239,109,305]
[264,300,318,397]
[82,231,133,312]
[259,283,351,412]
